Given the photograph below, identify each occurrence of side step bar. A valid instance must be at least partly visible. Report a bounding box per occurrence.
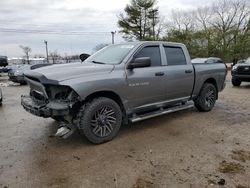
[130,102,194,123]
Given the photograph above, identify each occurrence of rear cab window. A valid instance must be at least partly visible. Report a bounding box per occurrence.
[164,46,187,66]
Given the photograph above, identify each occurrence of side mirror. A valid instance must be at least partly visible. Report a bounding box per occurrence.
[79,53,90,62]
[127,57,151,69]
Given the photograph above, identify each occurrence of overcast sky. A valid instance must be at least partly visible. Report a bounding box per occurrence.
[0,0,211,57]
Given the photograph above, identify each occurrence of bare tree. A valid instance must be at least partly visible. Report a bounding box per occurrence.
[196,6,212,31]
[155,17,167,40]
[49,50,59,64]
[195,6,214,56]
[160,0,249,61]
[211,0,250,58]
[19,45,31,64]
[171,10,196,32]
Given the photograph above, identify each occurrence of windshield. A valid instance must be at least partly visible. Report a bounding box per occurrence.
[85,44,135,65]
[245,57,250,64]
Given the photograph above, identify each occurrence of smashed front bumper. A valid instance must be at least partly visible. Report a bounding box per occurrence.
[21,95,71,118]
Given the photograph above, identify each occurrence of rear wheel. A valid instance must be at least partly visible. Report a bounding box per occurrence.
[78,97,122,144]
[194,83,217,112]
[232,77,241,86]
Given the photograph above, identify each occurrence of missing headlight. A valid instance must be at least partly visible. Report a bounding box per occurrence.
[45,85,79,102]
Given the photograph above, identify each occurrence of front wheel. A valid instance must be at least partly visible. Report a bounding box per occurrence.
[78,97,122,144]
[194,83,217,112]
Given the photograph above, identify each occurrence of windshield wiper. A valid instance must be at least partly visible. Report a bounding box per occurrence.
[91,60,106,64]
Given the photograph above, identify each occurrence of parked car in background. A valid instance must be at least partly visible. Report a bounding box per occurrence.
[21,42,227,144]
[2,65,16,73]
[231,57,250,86]
[0,56,8,67]
[237,59,246,64]
[191,57,224,64]
[0,88,2,105]
[8,63,52,84]
[231,59,246,68]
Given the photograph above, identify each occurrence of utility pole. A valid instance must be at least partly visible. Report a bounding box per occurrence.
[111,31,116,44]
[44,40,49,63]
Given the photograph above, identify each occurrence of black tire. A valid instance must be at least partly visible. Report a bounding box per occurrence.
[194,83,217,112]
[78,97,122,144]
[232,78,241,86]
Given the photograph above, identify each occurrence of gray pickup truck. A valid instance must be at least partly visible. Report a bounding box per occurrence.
[21,42,226,144]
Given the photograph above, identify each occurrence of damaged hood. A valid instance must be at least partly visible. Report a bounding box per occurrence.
[24,62,114,83]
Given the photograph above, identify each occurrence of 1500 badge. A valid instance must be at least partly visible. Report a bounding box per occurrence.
[129,82,149,87]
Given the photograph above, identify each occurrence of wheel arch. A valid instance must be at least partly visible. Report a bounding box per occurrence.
[84,90,128,124]
[203,78,218,99]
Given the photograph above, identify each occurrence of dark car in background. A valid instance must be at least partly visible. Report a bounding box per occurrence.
[231,57,250,86]
[0,56,8,67]
[8,63,52,84]
[8,64,30,84]
[1,64,16,73]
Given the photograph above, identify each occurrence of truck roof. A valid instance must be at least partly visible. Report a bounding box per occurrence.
[121,41,186,47]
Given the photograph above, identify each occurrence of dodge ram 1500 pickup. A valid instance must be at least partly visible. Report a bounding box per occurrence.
[21,41,227,144]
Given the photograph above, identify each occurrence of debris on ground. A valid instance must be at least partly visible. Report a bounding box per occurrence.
[73,155,80,160]
[207,176,226,186]
[236,185,249,188]
[218,161,245,174]
[207,179,216,186]
[113,173,118,188]
[133,177,154,188]
[217,178,226,185]
[231,150,250,162]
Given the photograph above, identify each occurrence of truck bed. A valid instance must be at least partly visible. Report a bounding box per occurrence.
[192,63,227,98]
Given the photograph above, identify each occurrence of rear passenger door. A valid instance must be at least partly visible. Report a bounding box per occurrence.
[163,46,194,101]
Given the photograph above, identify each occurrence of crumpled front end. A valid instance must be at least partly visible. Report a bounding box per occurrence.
[21,76,80,118]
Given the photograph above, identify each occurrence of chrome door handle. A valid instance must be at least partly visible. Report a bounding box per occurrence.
[185,70,193,74]
[155,72,165,76]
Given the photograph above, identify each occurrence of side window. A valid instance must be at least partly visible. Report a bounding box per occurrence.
[164,46,187,66]
[135,46,161,67]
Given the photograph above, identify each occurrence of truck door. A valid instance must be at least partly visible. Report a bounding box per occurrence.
[126,45,166,110]
[163,46,194,101]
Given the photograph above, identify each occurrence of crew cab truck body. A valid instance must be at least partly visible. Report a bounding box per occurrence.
[231,57,250,86]
[21,42,226,144]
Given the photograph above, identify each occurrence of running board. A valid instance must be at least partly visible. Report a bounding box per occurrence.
[130,103,194,123]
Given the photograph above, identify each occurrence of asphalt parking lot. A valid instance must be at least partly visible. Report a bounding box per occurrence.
[0,74,250,188]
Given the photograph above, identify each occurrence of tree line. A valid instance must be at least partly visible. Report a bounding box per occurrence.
[118,0,250,63]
